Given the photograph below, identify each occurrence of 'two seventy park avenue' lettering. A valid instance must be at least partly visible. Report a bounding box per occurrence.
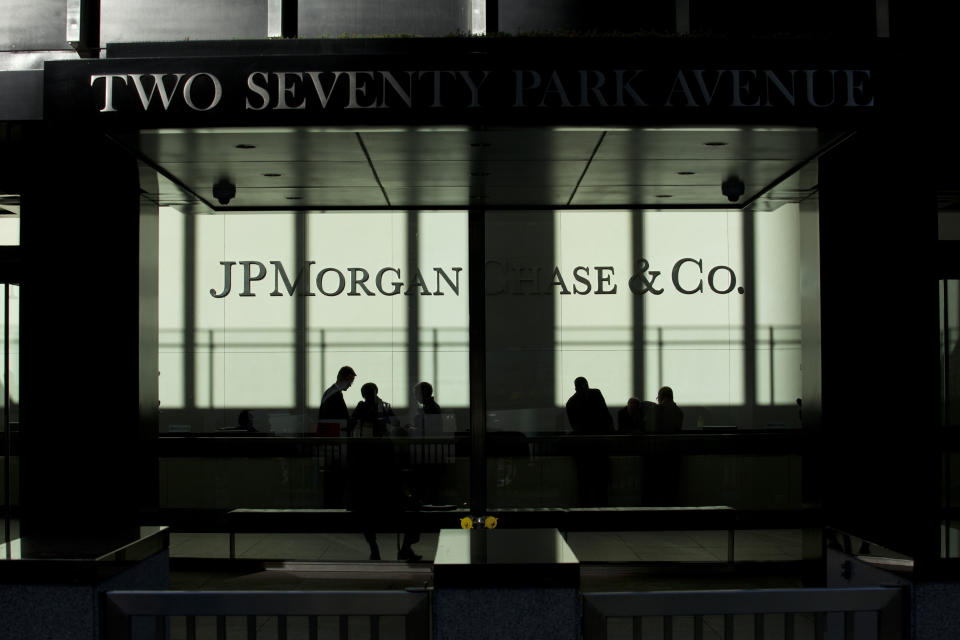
[90,68,875,113]
[210,259,743,298]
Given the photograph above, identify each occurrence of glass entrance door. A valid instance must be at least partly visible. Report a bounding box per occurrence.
[1,282,19,558]
[941,278,960,558]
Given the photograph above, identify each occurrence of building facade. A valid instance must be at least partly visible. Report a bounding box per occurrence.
[2,0,959,636]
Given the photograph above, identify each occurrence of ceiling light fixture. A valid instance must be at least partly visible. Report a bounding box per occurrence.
[416,126,469,133]
[642,127,741,132]
[553,127,630,132]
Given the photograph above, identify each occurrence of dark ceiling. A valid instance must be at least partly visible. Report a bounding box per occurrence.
[136,126,840,213]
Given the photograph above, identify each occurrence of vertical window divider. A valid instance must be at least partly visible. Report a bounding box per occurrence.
[468,207,487,516]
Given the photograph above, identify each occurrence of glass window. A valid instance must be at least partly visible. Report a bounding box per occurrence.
[486,206,803,512]
[158,207,470,524]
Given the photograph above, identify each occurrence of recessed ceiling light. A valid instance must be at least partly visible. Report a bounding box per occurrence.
[263,173,282,177]
[235,143,256,149]
[703,141,728,147]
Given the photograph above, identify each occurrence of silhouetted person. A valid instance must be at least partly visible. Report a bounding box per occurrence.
[409,381,446,501]
[238,410,256,431]
[643,386,684,505]
[617,397,645,432]
[411,381,441,433]
[347,382,421,561]
[565,377,614,434]
[318,365,356,422]
[318,366,356,504]
[415,381,441,414]
[565,377,613,506]
[653,386,684,433]
[351,382,399,437]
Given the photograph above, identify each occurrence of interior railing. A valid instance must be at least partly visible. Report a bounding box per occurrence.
[103,589,430,640]
[583,586,906,640]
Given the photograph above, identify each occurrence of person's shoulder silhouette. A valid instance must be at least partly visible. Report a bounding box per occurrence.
[319,365,356,421]
[566,377,613,433]
[617,397,644,432]
[654,386,683,433]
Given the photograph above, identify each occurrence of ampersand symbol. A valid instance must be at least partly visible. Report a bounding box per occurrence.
[629,259,663,295]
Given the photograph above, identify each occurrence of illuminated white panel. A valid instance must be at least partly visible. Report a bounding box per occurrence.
[754,203,802,406]
[158,351,184,409]
[642,210,745,407]
[418,211,469,407]
[554,210,633,406]
[158,207,186,408]
[0,217,19,246]
[305,211,408,408]
[0,284,18,407]
[198,213,295,408]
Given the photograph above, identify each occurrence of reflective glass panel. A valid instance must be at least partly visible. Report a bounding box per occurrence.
[158,207,469,559]
[486,206,803,512]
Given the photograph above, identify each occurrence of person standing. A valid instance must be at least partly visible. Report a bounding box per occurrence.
[565,376,613,506]
[565,377,613,434]
[347,381,421,561]
[410,381,441,433]
[642,386,684,505]
[318,365,357,423]
[653,386,683,433]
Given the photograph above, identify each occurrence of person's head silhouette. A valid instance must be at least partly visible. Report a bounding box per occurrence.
[360,382,378,402]
[414,381,433,404]
[657,386,674,404]
[574,377,589,393]
[337,366,357,390]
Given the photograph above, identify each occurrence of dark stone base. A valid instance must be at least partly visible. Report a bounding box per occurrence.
[434,587,580,640]
[0,550,168,640]
[913,582,960,640]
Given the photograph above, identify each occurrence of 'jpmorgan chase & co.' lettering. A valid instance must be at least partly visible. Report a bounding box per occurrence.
[210,262,463,298]
[210,259,743,298]
[485,259,743,296]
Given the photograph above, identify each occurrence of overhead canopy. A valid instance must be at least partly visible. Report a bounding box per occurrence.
[136,125,835,212]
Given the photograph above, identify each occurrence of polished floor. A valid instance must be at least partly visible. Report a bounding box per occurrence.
[170,528,804,567]
[170,531,807,591]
